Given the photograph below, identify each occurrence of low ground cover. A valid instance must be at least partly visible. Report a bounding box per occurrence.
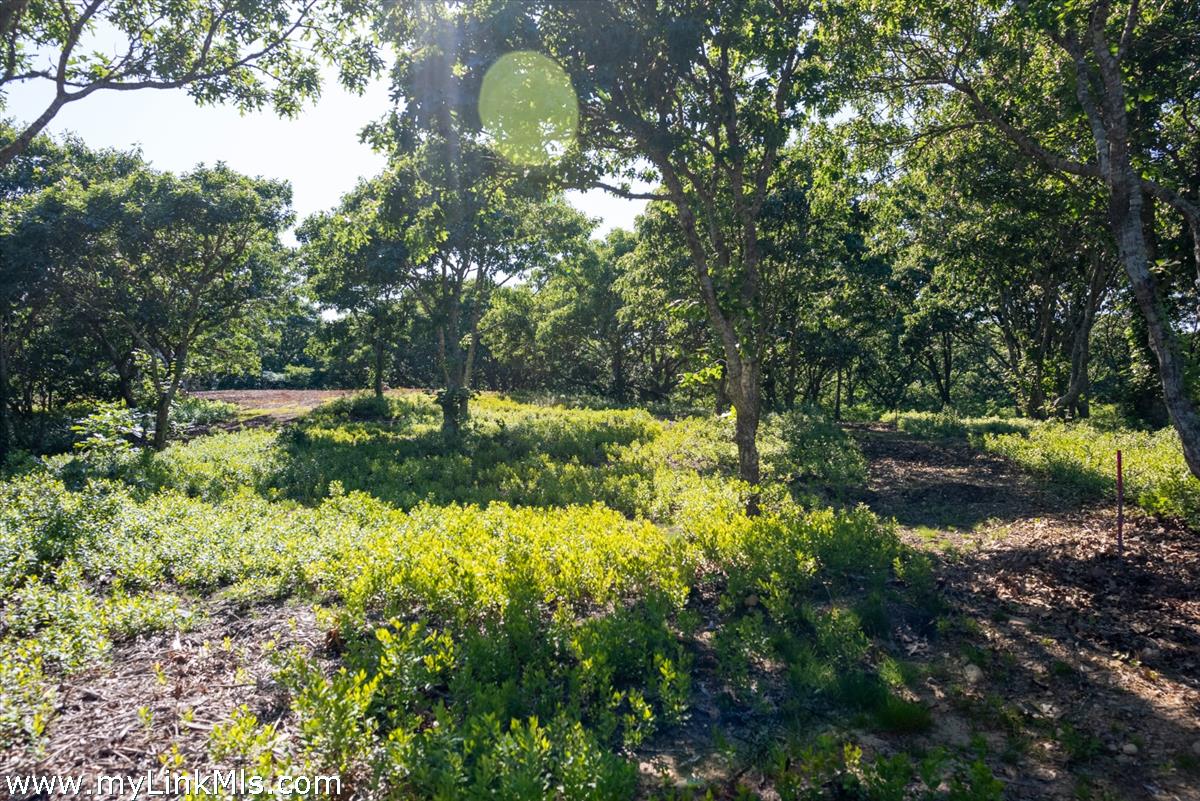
[0,394,1021,799]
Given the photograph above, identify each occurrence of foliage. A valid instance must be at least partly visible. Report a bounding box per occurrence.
[887,412,1036,443]
[986,423,1200,528]
[0,396,959,798]
[170,396,240,428]
[776,407,869,491]
[5,160,293,450]
[7,0,1200,793]
[70,402,136,460]
[0,0,381,168]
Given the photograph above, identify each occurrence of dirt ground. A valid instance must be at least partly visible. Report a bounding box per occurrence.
[192,388,356,422]
[852,425,1200,801]
[0,601,328,787]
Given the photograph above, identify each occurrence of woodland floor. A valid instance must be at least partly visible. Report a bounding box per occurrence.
[845,425,1200,801]
[3,398,1198,800]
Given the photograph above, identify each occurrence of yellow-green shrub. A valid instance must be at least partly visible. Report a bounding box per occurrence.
[986,422,1200,527]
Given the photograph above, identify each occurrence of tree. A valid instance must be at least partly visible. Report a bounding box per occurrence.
[0,129,142,461]
[479,284,548,391]
[875,128,1118,418]
[18,163,292,448]
[518,229,637,398]
[0,0,380,169]
[372,2,598,436]
[394,165,589,436]
[298,175,412,399]
[832,0,1200,475]
[617,206,714,404]
[436,0,825,505]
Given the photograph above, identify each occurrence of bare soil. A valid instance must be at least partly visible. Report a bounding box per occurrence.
[192,388,356,423]
[0,600,329,785]
[852,425,1200,801]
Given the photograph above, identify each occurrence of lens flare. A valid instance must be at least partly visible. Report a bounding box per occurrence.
[478,51,578,166]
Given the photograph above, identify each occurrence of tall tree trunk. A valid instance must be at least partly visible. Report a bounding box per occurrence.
[0,313,13,463]
[117,367,137,408]
[650,137,768,511]
[729,356,762,514]
[373,334,385,399]
[1070,20,1200,476]
[610,342,627,402]
[1058,323,1092,420]
[928,331,953,408]
[1055,253,1106,418]
[834,367,842,421]
[91,326,138,407]
[439,377,468,439]
[151,346,189,450]
[715,362,731,414]
[152,393,173,451]
[1111,178,1200,475]
[1023,285,1057,419]
[439,318,470,439]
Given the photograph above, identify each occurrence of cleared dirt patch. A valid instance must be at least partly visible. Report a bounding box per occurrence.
[0,600,327,784]
[192,389,356,423]
[852,424,1072,529]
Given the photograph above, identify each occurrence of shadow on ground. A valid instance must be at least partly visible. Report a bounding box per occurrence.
[915,506,1200,800]
[841,425,1200,800]
[849,426,1074,530]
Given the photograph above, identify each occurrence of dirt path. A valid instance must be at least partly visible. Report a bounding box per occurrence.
[851,425,1200,801]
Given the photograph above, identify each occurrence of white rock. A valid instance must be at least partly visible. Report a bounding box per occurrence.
[963,664,983,684]
[1122,742,1138,755]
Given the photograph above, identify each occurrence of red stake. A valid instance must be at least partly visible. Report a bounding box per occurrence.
[1116,449,1124,560]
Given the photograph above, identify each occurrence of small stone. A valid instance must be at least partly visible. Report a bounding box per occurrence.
[744,594,758,608]
[1190,740,1200,757]
[1032,766,1057,782]
[963,664,983,684]
[1122,742,1138,755]
[1141,646,1160,660]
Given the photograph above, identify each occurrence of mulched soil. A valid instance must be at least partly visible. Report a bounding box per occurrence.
[0,600,328,786]
[851,423,1074,528]
[851,426,1200,801]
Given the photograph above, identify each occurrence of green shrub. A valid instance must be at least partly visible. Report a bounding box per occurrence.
[887,410,1035,441]
[70,402,137,473]
[777,738,1001,801]
[282,364,316,388]
[986,422,1200,527]
[305,392,439,425]
[170,395,239,427]
[0,394,931,796]
[774,407,868,492]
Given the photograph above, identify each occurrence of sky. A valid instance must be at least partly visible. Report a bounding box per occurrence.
[2,70,646,240]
